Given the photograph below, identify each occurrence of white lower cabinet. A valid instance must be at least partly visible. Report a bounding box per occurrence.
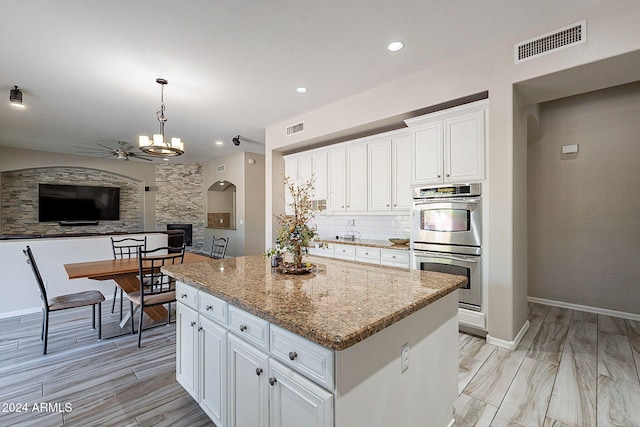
[177,282,335,427]
[269,359,333,427]
[228,334,269,427]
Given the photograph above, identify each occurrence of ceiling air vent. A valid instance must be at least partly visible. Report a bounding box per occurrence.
[216,164,225,173]
[515,20,586,63]
[286,122,304,136]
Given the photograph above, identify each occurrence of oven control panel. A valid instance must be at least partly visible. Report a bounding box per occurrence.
[412,183,481,199]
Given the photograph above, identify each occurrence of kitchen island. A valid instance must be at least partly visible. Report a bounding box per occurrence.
[163,255,466,427]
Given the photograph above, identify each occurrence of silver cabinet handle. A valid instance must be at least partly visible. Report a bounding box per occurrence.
[197,326,203,331]
[446,174,450,177]
[269,377,277,386]
[206,305,213,311]
[256,367,263,376]
[190,321,196,327]
[181,293,187,299]
[288,351,298,361]
[386,204,390,207]
[239,324,247,332]
[437,175,441,178]
[365,252,369,255]
[392,255,396,258]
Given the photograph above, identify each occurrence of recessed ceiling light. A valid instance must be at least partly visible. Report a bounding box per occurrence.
[296,87,308,93]
[215,141,223,146]
[387,41,404,52]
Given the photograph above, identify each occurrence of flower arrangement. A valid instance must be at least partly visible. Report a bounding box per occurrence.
[265,175,325,270]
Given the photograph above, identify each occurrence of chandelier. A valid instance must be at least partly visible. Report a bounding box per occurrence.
[139,78,184,156]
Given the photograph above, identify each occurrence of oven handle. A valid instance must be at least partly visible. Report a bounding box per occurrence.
[413,197,480,205]
[414,252,480,264]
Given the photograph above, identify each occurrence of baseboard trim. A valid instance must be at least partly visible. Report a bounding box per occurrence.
[528,297,640,322]
[0,307,40,319]
[486,320,529,350]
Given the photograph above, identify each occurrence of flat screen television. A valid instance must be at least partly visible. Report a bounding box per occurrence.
[38,184,120,222]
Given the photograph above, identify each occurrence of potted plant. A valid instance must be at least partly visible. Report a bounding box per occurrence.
[265,175,325,272]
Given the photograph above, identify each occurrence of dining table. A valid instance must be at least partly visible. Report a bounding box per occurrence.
[64,251,211,324]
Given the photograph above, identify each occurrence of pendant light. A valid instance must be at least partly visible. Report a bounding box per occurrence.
[139,78,184,156]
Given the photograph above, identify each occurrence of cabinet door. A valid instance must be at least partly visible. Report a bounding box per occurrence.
[228,334,269,427]
[269,359,333,427]
[327,149,346,211]
[368,139,392,211]
[444,110,485,182]
[392,136,411,210]
[346,144,367,211]
[199,317,227,427]
[176,303,199,401]
[312,152,328,201]
[412,121,443,184]
[284,156,297,214]
[297,155,313,186]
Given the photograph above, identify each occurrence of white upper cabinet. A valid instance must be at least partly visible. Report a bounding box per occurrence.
[367,134,411,212]
[284,152,328,214]
[407,100,487,185]
[346,144,367,212]
[392,135,411,210]
[312,152,328,201]
[327,149,346,211]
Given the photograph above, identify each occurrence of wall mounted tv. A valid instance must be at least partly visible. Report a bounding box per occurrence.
[38,184,120,222]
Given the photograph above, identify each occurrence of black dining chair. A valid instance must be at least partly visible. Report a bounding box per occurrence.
[23,246,105,355]
[126,244,185,348]
[110,236,147,320]
[209,236,229,259]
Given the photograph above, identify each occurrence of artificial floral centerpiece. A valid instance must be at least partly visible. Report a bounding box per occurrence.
[265,175,325,272]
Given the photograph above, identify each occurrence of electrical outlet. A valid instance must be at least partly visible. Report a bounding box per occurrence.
[401,343,409,373]
[346,219,355,226]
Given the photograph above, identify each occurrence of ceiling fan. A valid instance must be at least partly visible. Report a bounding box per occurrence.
[74,141,155,161]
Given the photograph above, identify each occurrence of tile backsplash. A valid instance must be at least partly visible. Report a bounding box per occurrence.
[309,213,411,241]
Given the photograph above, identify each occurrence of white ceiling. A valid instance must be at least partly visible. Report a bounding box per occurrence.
[0,0,610,163]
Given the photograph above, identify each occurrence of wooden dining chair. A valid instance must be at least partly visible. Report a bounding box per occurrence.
[23,246,105,355]
[127,244,185,347]
[110,236,147,320]
[209,236,229,259]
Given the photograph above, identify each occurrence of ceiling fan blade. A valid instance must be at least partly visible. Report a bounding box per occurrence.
[128,153,154,161]
[73,145,110,152]
[95,142,116,151]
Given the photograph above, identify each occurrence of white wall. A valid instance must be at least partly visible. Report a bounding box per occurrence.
[264,2,640,343]
[0,233,167,318]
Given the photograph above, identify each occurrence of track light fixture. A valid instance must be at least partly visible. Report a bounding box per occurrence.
[232,135,241,146]
[10,85,24,108]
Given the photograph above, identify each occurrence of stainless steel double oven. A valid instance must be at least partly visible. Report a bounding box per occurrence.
[411,183,483,311]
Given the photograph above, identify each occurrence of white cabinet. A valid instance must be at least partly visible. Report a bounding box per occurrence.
[177,282,335,427]
[284,152,328,214]
[176,291,228,427]
[199,316,228,426]
[407,100,487,185]
[380,249,411,268]
[327,145,367,212]
[228,334,270,427]
[368,135,411,211]
[392,136,412,210]
[315,243,410,268]
[176,302,199,400]
[269,359,333,427]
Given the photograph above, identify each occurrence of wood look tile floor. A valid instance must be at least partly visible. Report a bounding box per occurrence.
[1,302,639,426]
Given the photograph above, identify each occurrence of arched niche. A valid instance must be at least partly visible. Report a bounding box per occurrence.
[207,180,236,230]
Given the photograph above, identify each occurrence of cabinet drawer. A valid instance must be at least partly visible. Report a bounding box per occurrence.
[198,291,228,326]
[355,247,381,264]
[308,244,334,257]
[380,249,410,267]
[176,281,198,310]
[333,244,356,260]
[228,305,270,352]
[270,324,334,390]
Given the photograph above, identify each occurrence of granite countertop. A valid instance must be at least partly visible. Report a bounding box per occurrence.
[163,255,465,351]
[314,237,410,251]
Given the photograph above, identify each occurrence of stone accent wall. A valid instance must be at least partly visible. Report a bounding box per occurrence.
[1,167,142,235]
[155,163,204,252]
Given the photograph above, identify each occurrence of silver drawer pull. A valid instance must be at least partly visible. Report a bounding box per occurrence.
[198,326,203,331]
[239,324,247,332]
[206,305,213,311]
[288,351,298,361]
[256,367,263,376]
[190,321,196,327]
[269,377,277,386]
[392,255,396,259]
[181,293,187,299]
